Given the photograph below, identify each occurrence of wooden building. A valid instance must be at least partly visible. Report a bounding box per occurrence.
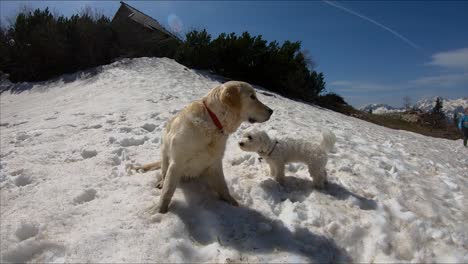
[111,1,181,57]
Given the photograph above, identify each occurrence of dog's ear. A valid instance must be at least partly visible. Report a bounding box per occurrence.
[221,83,241,109]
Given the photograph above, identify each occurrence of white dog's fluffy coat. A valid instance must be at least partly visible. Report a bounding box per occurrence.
[239,130,336,187]
[132,81,273,213]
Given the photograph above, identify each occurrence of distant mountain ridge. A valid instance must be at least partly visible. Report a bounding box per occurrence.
[413,96,468,118]
[360,97,468,118]
[359,103,404,114]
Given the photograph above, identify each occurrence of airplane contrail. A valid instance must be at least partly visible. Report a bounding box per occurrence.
[323,0,420,50]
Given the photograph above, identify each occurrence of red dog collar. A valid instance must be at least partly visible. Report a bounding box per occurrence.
[203,100,223,133]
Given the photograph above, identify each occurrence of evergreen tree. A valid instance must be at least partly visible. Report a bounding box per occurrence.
[431,97,446,129]
[1,8,348,109]
[453,113,459,127]
[433,97,443,114]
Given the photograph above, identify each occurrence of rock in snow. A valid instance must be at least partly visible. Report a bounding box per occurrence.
[1,57,467,263]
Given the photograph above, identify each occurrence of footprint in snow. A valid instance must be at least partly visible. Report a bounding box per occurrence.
[150,113,160,119]
[112,147,125,156]
[119,136,148,147]
[73,189,97,204]
[81,149,97,159]
[11,121,28,127]
[10,169,24,176]
[14,175,33,187]
[83,124,102,129]
[108,136,117,144]
[15,223,39,241]
[141,123,156,132]
[2,237,64,263]
[44,117,57,121]
[146,99,159,104]
[119,127,132,133]
[110,155,121,166]
[16,133,30,142]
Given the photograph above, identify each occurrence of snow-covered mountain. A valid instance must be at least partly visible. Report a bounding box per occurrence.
[414,96,468,118]
[362,97,468,118]
[359,103,405,114]
[1,58,467,263]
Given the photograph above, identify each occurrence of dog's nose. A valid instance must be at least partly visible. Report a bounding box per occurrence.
[239,142,244,147]
[268,108,273,115]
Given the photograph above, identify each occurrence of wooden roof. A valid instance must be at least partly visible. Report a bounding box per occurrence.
[114,1,181,41]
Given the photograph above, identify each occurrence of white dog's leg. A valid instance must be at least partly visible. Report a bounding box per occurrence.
[309,165,326,189]
[154,163,182,214]
[271,163,285,186]
[269,164,277,177]
[204,161,239,206]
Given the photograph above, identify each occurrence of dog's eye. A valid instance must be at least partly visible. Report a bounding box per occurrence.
[250,94,256,100]
[247,135,252,140]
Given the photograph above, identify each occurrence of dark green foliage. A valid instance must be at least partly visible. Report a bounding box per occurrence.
[175,30,330,102]
[0,27,9,73]
[0,7,120,82]
[423,97,447,129]
[433,97,443,114]
[1,8,347,109]
[316,93,347,111]
[175,29,214,69]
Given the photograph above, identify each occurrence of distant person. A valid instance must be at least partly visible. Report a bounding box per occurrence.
[459,107,468,147]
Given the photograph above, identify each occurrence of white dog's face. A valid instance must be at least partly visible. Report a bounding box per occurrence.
[238,130,271,152]
[221,81,273,123]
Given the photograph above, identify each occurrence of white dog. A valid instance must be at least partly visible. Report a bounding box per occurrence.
[238,130,336,188]
[132,81,273,213]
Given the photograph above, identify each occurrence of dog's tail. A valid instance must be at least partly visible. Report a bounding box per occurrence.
[320,130,336,152]
[127,161,161,173]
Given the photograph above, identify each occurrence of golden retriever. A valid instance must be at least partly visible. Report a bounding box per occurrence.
[133,81,273,213]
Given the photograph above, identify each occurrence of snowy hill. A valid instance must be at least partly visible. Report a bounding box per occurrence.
[360,103,405,114]
[414,96,468,119]
[1,58,467,263]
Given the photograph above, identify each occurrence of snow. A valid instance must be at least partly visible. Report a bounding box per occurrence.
[414,96,468,119]
[360,103,405,114]
[1,57,467,263]
[415,97,468,119]
[361,97,468,118]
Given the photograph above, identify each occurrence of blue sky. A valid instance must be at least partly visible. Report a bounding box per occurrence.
[1,1,467,107]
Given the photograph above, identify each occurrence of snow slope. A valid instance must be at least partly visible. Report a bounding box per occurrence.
[1,58,467,263]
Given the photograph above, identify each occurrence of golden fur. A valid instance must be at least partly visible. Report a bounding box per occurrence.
[134,81,273,213]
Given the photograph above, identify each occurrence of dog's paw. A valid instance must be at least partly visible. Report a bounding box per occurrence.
[147,203,168,214]
[159,206,168,214]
